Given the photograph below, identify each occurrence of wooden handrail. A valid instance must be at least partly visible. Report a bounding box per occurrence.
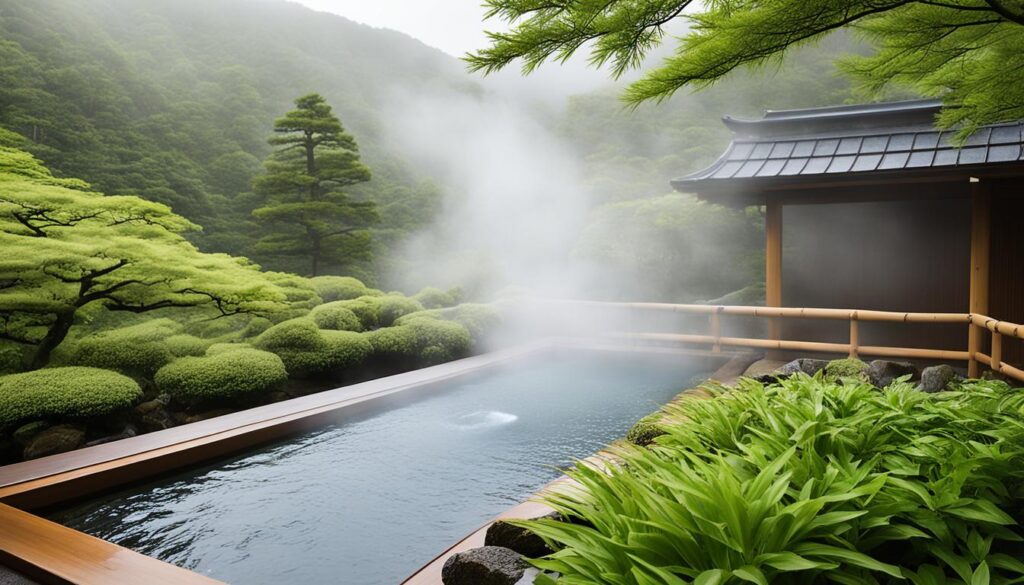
[541,299,1024,382]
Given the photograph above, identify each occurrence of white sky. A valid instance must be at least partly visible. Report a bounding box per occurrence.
[286,0,493,57]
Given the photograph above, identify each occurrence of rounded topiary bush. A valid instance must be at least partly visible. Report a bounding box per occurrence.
[335,296,384,329]
[378,295,424,327]
[321,330,373,370]
[368,319,472,367]
[310,302,363,332]
[0,367,142,427]
[165,334,210,358]
[365,326,417,360]
[205,342,254,356]
[310,276,382,303]
[448,303,501,345]
[70,320,180,379]
[254,318,371,376]
[412,287,456,309]
[154,349,288,404]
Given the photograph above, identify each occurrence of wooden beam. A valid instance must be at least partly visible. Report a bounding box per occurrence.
[968,181,992,378]
[765,201,783,353]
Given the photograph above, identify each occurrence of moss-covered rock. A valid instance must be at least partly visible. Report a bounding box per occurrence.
[155,349,288,404]
[0,367,142,427]
[824,358,870,381]
[310,275,382,303]
[310,302,363,332]
[626,413,667,446]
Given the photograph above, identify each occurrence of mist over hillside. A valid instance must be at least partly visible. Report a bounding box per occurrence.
[0,0,873,300]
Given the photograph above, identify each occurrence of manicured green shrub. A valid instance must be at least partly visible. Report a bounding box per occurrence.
[310,302,363,332]
[205,342,254,356]
[378,295,424,327]
[335,296,384,329]
[824,357,870,380]
[518,376,1024,584]
[0,367,142,426]
[412,287,456,309]
[165,334,210,357]
[310,275,381,303]
[154,349,288,404]
[396,303,501,346]
[364,326,417,360]
[69,319,179,378]
[253,318,370,376]
[365,319,471,366]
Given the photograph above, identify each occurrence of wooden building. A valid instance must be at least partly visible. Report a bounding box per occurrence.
[673,99,1024,375]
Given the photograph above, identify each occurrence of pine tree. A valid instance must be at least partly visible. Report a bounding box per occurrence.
[468,0,1024,136]
[252,94,376,277]
[0,146,291,369]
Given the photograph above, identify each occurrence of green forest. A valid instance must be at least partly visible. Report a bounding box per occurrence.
[0,0,896,463]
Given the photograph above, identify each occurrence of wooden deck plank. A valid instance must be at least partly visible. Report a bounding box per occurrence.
[0,504,223,585]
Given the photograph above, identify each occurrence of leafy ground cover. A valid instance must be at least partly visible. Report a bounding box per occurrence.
[520,374,1024,584]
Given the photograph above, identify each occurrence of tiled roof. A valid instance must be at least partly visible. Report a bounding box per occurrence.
[672,100,1024,191]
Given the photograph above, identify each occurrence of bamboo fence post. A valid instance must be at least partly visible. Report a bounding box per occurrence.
[710,310,722,353]
[968,181,991,377]
[992,332,1003,374]
[848,312,859,359]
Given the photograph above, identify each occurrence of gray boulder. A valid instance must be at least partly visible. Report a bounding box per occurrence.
[485,513,557,558]
[868,360,917,388]
[23,425,85,459]
[917,365,958,393]
[752,358,828,383]
[133,399,175,433]
[442,546,526,585]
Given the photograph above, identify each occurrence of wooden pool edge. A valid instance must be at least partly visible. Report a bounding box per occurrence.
[400,351,760,585]
[0,339,738,585]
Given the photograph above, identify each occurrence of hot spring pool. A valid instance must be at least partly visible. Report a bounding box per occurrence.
[50,351,712,584]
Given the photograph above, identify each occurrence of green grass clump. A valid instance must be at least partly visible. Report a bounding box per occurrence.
[154,349,287,404]
[518,376,1024,584]
[69,319,179,378]
[310,302,363,332]
[253,318,370,376]
[310,275,381,303]
[0,367,142,426]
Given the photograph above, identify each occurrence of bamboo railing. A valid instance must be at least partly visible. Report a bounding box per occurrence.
[544,300,1024,382]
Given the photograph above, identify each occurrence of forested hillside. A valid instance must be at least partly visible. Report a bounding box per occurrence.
[0,0,467,281]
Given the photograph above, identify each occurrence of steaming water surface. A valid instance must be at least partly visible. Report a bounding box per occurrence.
[52,353,708,585]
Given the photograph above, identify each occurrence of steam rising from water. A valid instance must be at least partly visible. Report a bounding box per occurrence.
[449,410,519,430]
[381,89,598,299]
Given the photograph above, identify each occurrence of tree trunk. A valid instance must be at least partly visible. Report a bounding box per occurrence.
[29,311,76,369]
[310,234,321,277]
[305,133,319,200]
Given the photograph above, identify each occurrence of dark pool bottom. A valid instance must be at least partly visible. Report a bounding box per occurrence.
[50,351,711,585]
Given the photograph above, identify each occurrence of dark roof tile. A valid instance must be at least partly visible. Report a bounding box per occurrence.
[673,100,1024,191]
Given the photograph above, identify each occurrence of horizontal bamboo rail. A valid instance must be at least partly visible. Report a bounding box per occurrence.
[541,300,1024,383]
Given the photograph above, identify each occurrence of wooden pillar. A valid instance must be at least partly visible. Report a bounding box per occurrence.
[968,180,991,378]
[765,201,783,354]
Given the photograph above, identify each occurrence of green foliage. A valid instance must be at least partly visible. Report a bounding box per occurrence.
[253,318,371,376]
[412,287,457,309]
[471,0,1024,135]
[165,334,210,358]
[0,0,452,279]
[205,342,254,356]
[334,296,385,330]
[252,94,377,276]
[825,358,871,380]
[310,302,363,332]
[154,349,288,404]
[520,376,1024,584]
[0,146,292,368]
[310,275,381,303]
[397,303,502,347]
[0,367,141,427]
[378,295,424,327]
[365,318,471,366]
[68,320,180,379]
